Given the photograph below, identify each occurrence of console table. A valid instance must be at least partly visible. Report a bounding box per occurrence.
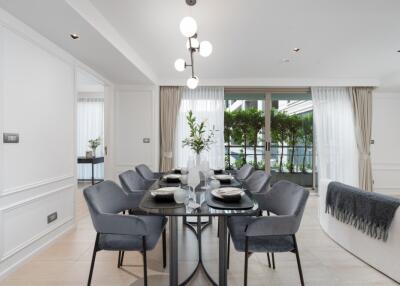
[77,156,104,185]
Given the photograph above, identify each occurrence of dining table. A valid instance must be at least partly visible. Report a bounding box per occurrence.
[139,174,259,286]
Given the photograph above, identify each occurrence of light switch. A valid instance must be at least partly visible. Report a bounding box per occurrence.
[3,133,19,143]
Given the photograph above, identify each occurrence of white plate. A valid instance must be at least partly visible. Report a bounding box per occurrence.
[211,174,233,181]
[163,174,181,179]
[211,187,244,199]
[151,187,179,197]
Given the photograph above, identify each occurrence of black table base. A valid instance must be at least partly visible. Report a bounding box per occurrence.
[179,216,218,286]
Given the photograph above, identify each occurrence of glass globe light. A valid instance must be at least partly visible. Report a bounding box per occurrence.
[186,38,200,50]
[199,41,213,57]
[187,76,199,89]
[174,58,186,72]
[180,17,198,38]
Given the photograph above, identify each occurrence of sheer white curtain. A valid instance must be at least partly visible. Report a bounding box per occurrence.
[77,97,104,180]
[312,87,359,187]
[174,87,224,169]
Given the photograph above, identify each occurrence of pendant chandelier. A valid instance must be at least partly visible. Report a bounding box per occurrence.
[174,3,212,89]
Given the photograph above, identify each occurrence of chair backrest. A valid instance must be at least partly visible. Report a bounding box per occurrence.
[236,164,254,181]
[119,170,147,192]
[263,180,309,221]
[83,181,129,232]
[135,164,155,181]
[244,170,271,193]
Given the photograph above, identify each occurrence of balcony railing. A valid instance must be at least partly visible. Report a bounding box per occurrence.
[225,144,313,173]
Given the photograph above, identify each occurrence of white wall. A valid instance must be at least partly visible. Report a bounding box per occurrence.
[371,92,400,195]
[0,8,112,277]
[112,85,159,179]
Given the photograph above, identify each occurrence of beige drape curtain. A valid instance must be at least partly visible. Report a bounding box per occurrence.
[160,86,182,172]
[351,87,373,191]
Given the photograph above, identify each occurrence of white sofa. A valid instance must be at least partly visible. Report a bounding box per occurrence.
[319,179,400,283]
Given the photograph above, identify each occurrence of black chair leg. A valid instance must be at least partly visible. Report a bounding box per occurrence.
[142,237,148,286]
[227,232,231,269]
[267,252,271,268]
[293,235,305,286]
[120,251,125,267]
[272,252,275,269]
[244,237,249,286]
[87,234,99,286]
[162,229,167,268]
[117,251,121,268]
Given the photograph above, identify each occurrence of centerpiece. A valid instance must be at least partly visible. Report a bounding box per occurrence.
[182,110,215,165]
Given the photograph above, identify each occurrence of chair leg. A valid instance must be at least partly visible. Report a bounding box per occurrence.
[162,229,167,268]
[117,251,121,268]
[120,251,125,267]
[293,235,305,286]
[142,237,148,286]
[267,252,271,268]
[244,237,249,286]
[272,252,275,269]
[227,232,231,269]
[87,234,99,286]
[217,217,220,237]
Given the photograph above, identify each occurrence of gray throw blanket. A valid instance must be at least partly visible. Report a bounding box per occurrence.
[326,182,400,241]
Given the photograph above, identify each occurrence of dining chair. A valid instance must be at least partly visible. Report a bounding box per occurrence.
[243,170,271,193]
[235,164,255,181]
[83,181,167,286]
[136,164,164,182]
[227,180,309,286]
[118,170,167,268]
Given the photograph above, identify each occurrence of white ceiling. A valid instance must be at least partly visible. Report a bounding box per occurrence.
[1,0,400,86]
[89,0,400,86]
[0,0,152,85]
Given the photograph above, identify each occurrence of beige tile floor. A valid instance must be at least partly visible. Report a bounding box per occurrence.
[0,183,398,286]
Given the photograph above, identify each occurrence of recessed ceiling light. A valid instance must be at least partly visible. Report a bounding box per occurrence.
[293,48,301,52]
[282,58,290,63]
[70,33,79,40]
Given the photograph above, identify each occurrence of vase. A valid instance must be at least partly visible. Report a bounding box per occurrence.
[195,153,201,167]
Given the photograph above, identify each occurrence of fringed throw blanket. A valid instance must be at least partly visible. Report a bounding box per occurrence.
[326,182,400,241]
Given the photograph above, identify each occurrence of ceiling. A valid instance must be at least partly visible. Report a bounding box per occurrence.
[1,0,400,86]
[0,0,152,85]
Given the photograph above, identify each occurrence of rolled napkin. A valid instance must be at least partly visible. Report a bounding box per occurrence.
[213,169,224,175]
[172,168,182,174]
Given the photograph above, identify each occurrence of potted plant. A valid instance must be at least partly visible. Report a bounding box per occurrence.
[182,110,215,165]
[88,137,101,158]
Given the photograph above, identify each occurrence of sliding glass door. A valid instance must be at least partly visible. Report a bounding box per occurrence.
[224,89,314,188]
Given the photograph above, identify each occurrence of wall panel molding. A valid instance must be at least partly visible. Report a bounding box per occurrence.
[0,184,74,261]
[1,175,74,197]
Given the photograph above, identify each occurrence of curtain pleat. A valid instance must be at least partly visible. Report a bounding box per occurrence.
[160,87,182,172]
[351,87,373,191]
[312,87,359,188]
[77,97,104,180]
[174,86,225,169]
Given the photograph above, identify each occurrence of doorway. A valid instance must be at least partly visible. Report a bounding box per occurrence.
[76,69,106,185]
[224,89,314,188]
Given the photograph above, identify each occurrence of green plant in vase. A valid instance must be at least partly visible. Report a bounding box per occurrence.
[88,137,101,157]
[182,110,215,164]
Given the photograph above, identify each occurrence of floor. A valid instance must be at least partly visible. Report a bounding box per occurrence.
[0,183,398,286]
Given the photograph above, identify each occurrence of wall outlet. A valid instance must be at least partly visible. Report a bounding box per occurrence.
[3,133,19,143]
[143,138,150,143]
[47,212,58,224]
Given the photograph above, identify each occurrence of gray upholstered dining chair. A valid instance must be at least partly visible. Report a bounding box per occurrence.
[243,170,271,193]
[227,180,309,286]
[235,163,255,181]
[83,181,167,286]
[118,170,167,268]
[136,164,164,182]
